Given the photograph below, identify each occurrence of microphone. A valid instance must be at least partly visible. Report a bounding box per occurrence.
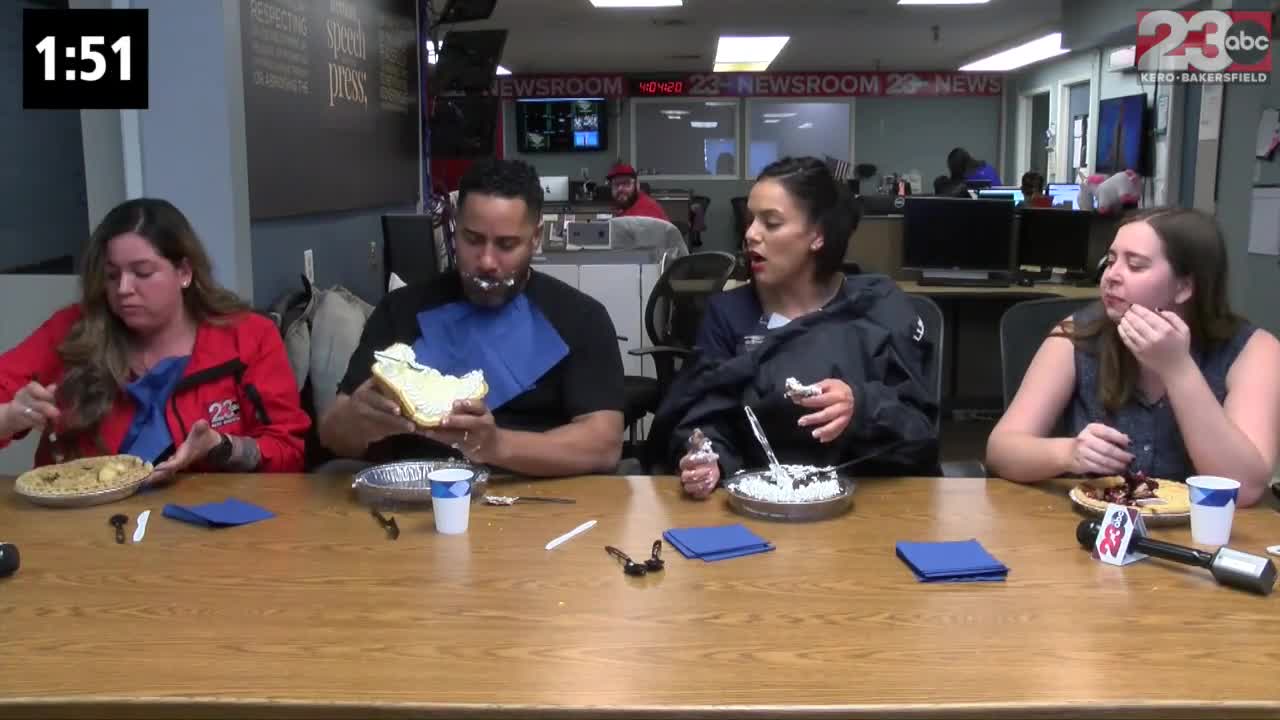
[1077,520,1276,595]
[0,543,18,578]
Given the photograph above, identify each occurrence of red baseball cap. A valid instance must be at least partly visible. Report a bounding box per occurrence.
[606,162,637,180]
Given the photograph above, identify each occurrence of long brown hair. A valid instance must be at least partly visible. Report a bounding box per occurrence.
[57,198,248,435]
[1063,207,1241,413]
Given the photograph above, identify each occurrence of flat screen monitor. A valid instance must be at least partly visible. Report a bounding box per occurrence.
[1096,93,1149,174]
[1047,183,1081,209]
[431,30,507,94]
[1016,208,1093,271]
[858,194,905,215]
[516,98,608,153]
[541,176,569,203]
[903,197,1014,272]
[978,187,1025,204]
[381,214,442,291]
[430,95,498,158]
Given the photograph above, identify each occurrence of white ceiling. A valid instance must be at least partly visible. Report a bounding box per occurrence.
[435,0,1066,74]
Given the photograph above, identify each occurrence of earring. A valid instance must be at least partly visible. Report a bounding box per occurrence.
[182,280,190,288]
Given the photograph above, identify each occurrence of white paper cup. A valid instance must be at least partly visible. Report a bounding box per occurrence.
[428,468,474,535]
[1186,475,1241,546]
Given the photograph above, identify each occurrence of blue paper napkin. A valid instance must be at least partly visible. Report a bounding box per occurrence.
[895,539,1008,582]
[162,498,275,528]
[663,524,774,562]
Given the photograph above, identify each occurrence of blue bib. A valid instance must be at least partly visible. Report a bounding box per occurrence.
[119,356,191,463]
[412,294,568,411]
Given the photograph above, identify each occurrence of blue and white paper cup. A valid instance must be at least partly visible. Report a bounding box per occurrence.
[428,468,475,535]
[1186,475,1241,546]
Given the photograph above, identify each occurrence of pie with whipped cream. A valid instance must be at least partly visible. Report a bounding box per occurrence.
[371,343,488,428]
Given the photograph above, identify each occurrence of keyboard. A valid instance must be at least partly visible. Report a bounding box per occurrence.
[915,278,1011,288]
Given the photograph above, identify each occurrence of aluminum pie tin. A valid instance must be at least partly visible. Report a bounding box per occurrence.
[723,469,856,522]
[352,460,489,507]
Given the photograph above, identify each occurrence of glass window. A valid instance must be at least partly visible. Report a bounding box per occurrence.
[746,100,852,178]
[631,99,740,179]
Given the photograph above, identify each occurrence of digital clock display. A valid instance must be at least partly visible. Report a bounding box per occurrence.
[631,77,688,96]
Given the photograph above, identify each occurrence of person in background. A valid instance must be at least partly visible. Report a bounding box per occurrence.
[0,199,309,478]
[1019,171,1053,208]
[649,156,939,497]
[947,147,1001,187]
[319,158,625,476]
[986,208,1280,507]
[607,162,670,221]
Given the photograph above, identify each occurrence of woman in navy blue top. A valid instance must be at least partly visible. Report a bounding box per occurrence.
[987,208,1280,507]
[663,157,937,497]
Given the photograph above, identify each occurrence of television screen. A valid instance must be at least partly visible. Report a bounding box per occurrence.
[516,99,609,153]
[1095,93,1148,174]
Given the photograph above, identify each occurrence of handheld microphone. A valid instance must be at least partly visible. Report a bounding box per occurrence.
[0,543,18,578]
[1077,520,1276,595]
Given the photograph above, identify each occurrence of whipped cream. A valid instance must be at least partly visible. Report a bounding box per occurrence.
[374,343,485,419]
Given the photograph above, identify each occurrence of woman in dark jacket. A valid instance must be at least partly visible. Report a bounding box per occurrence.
[649,157,939,498]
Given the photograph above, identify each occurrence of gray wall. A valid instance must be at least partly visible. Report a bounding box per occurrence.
[1061,0,1203,52]
[0,1,89,274]
[1002,50,1098,182]
[134,0,254,300]
[251,204,415,307]
[856,97,1003,188]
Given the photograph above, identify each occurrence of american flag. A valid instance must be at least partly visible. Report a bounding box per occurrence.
[826,156,854,180]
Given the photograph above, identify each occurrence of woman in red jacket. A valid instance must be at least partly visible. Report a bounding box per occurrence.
[0,198,309,479]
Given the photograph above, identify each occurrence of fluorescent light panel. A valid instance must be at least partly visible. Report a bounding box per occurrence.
[959,32,1067,71]
[590,0,682,7]
[898,0,989,5]
[690,121,718,128]
[714,35,789,73]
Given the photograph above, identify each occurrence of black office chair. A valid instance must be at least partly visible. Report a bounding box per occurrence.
[730,196,750,245]
[999,297,1096,409]
[622,252,739,452]
[906,292,986,478]
[688,194,710,248]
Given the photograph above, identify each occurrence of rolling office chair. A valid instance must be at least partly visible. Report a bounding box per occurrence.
[905,294,982,478]
[999,297,1095,409]
[621,252,739,454]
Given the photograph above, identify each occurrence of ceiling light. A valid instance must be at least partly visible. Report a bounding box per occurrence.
[761,112,797,118]
[661,109,690,116]
[898,0,990,5]
[690,121,718,129]
[496,66,511,75]
[763,119,781,124]
[714,36,788,73]
[797,122,814,129]
[590,0,682,7]
[704,101,736,107]
[960,32,1068,71]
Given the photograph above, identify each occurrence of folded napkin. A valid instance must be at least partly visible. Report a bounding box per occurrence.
[663,524,774,562]
[162,498,275,528]
[895,539,1008,582]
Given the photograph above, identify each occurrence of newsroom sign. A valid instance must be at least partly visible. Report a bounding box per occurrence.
[1136,10,1272,83]
[495,71,1003,99]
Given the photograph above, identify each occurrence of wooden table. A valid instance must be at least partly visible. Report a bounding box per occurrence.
[2,474,1277,719]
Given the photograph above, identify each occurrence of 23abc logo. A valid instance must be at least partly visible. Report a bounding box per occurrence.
[1137,10,1272,72]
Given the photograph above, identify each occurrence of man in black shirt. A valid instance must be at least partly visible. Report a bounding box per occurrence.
[318,159,625,475]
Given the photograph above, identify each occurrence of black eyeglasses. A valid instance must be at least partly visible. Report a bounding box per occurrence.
[370,508,399,540]
[605,541,664,576]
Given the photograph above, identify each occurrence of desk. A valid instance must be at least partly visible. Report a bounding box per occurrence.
[2,474,1277,719]
[899,280,1100,301]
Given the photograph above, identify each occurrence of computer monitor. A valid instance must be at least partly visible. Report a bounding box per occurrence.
[965,179,994,191]
[1016,208,1093,272]
[858,194,905,216]
[978,187,1025,204]
[381,214,442,291]
[568,220,611,249]
[541,176,570,203]
[1047,183,1081,210]
[903,197,1014,273]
